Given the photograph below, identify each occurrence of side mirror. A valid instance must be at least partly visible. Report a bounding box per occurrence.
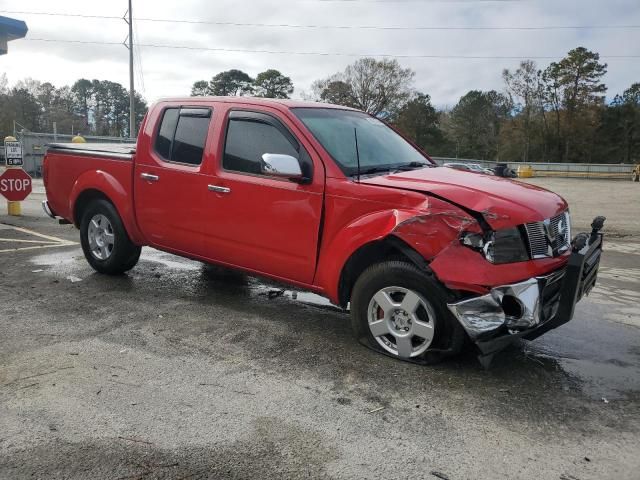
[261,153,304,182]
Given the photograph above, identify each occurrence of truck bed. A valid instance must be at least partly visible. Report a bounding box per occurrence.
[47,143,136,160]
[43,143,136,223]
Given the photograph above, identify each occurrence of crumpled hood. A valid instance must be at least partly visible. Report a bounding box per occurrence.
[361,167,568,229]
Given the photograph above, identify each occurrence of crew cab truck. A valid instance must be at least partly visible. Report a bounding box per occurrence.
[42,97,605,364]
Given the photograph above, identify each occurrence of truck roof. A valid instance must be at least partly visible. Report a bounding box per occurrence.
[156,96,359,111]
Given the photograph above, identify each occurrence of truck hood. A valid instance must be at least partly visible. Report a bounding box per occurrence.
[361,167,568,229]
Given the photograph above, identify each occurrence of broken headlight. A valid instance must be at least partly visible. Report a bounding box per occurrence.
[461,227,530,264]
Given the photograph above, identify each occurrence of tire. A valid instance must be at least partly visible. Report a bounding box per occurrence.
[350,261,465,365]
[80,199,141,275]
[633,172,639,182]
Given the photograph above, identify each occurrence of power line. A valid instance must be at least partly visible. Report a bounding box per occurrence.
[2,10,639,31]
[23,38,640,59]
[133,20,146,94]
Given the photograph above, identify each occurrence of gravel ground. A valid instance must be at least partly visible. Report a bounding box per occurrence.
[521,177,639,237]
[0,179,639,480]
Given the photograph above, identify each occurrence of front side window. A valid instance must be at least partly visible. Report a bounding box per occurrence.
[223,119,300,175]
[293,108,432,176]
[153,107,211,165]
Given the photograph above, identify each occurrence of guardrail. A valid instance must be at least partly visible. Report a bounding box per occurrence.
[431,157,636,180]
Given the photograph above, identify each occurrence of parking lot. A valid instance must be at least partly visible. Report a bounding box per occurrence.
[0,178,639,479]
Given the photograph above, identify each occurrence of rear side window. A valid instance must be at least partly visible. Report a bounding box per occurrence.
[155,108,179,159]
[154,107,211,165]
[224,119,299,175]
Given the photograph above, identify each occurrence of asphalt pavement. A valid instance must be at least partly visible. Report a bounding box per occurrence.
[0,187,639,480]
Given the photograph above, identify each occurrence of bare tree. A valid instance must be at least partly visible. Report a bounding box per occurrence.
[312,58,415,116]
[503,60,544,161]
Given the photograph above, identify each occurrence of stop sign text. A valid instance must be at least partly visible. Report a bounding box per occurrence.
[0,169,32,201]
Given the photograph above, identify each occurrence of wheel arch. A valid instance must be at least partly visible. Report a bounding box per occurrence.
[69,170,144,245]
[337,235,430,308]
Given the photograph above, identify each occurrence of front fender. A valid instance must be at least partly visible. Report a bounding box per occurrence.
[314,208,423,303]
[314,198,480,304]
[69,170,144,245]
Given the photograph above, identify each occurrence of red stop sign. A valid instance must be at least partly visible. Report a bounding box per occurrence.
[0,168,32,201]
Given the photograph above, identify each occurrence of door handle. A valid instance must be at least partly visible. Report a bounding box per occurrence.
[140,173,159,182]
[208,185,231,194]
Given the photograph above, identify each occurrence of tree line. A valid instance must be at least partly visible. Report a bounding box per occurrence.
[191,47,639,164]
[306,47,638,164]
[2,45,638,163]
[0,74,147,139]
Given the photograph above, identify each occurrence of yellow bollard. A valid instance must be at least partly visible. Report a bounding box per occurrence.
[7,201,21,216]
[517,165,534,178]
[4,136,22,216]
[71,135,86,143]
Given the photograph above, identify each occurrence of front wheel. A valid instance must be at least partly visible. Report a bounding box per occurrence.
[350,261,464,364]
[80,199,141,275]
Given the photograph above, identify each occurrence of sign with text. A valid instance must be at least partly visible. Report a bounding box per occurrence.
[0,168,32,201]
[4,141,23,166]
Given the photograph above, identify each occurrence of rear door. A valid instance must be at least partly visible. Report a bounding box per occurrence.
[204,108,325,284]
[134,106,213,257]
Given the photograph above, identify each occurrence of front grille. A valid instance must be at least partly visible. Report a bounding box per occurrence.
[525,211,571,258]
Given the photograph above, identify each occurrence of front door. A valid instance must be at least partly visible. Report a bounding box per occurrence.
[204,109,324,285]
[134,106,213,257]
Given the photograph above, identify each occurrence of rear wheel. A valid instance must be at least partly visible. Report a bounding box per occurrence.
[350,261,464,364]
[80,199,141,274]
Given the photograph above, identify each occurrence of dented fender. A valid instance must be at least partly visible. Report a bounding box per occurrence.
[314,197,480,303]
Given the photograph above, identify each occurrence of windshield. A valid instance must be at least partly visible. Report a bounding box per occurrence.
[293,108,433,176]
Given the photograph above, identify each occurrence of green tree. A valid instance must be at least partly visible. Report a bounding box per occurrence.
[446,90,511,160]
[209,69,254,96]
[190,80,209,97]
[597,83,640,163]
[253,69,294,98]
[312,79,357,107]
[393,93,447,154]
[544,47,607,161]
[72,79,93,133]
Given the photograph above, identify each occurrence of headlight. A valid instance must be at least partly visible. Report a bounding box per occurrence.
[461,227,530,264]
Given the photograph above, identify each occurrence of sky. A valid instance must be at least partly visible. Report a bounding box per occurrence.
[0,0,639,108]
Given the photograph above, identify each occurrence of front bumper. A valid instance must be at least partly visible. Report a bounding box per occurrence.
[447,228,604,356]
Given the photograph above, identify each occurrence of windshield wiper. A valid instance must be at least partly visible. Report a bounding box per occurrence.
[352,162,432,178]
[393,161,432,171]
[354,166,394,176]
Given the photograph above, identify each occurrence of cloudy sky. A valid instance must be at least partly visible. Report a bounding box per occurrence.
[1,0,639,107]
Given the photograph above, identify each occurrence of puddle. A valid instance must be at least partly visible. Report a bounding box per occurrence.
[139,249,201,271]
[30,250,85,277]
[520,317,640,401]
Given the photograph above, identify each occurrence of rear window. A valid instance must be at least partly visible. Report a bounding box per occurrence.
[154,107,211,165]
[155,108,179,160]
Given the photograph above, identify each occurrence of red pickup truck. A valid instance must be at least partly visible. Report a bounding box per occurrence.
[42,97,604,364]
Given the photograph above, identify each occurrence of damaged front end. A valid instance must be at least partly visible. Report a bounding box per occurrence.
[447,217,605,363]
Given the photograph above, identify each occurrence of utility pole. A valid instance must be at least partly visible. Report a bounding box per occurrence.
[127,0,135,138]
